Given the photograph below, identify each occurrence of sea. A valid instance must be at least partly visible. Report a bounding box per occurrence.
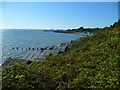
[1,29,86,64]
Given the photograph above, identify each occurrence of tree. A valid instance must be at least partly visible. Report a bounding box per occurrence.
[78,27,84,30]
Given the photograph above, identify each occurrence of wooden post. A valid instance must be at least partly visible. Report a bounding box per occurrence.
[16,47,18,50]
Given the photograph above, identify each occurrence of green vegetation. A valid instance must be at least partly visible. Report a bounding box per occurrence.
[2,21,120,89]
[0,66,2,90]
[67,26,100,34]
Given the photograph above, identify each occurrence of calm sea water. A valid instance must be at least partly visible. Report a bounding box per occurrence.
[2,29,85,63]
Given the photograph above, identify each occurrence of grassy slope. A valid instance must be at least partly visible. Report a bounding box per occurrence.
[2,21,119,89]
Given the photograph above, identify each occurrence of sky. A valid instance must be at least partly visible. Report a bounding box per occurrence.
[1,0,120,2]
[118,1,120,20]
[1,2,119,29]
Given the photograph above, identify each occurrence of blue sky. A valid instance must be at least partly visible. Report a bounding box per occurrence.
[1,2,118,29]
[1,0,120,2]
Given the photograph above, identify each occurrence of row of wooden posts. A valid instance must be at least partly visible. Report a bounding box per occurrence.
[11,38,82,51]
[11,39,80,51]
[12,46,55,51]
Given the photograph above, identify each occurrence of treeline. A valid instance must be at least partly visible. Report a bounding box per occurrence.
[67,27,100,34]
[67,21,119,34]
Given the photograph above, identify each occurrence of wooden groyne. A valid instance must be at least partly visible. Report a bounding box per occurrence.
[20,42,69,61]
[12,47,42,51]
[2,39,80,66]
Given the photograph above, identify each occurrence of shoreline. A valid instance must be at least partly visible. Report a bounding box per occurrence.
[44,30,93,36]
[74,32,93,36]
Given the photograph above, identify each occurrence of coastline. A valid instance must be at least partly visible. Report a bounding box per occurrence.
[43,30,93,36]
[74,32,93,36]
[2,21,119,88]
